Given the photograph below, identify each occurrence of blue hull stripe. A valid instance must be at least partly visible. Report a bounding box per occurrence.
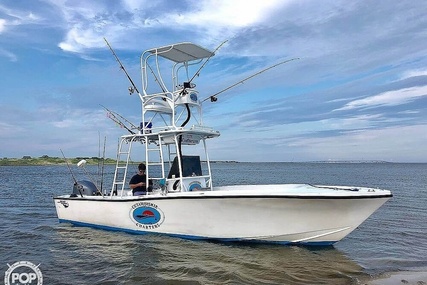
[58,219,336,246]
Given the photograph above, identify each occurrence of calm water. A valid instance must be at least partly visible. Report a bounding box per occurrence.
[1,163,426,284]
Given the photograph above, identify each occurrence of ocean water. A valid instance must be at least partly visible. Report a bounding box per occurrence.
[0,163,426,284]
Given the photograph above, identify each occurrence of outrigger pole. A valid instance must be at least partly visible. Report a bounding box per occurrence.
[103,37,141,95]
[201,57,300,103]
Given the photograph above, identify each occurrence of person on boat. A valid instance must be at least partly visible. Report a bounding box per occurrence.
[129,163,152,195]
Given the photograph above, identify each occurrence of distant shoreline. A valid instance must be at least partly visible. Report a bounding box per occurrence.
[1,156,424,166]
[305,160,391,163]
[0,156,240,166]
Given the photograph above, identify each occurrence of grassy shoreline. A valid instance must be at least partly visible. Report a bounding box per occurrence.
[0,156,117,166]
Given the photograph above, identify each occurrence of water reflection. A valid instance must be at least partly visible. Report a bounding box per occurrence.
[52,225,368,284]
[150,238,368,285]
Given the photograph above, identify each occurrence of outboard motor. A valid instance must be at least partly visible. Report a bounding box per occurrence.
[72,180,98,196]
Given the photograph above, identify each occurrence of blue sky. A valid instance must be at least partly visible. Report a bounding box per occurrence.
[1,0,426,162]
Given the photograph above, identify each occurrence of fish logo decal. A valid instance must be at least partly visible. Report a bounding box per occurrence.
[130,202,164,229]
[137,210,156,219]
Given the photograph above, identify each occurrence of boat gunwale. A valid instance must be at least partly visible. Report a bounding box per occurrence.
[53,193,393,202]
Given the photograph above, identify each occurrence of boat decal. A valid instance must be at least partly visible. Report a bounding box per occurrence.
[58,200,69,208]
[130,202,164,230]
[189,92,198,102]
[188,181,202,191]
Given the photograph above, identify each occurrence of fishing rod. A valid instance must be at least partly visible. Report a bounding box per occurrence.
[183,40,228,90]
[60,148,83,197]
[101,104,137,134]
[103,104,138,129]
[201,57,300,103]
[147,62,167,94]
[100,136,107,195]
[97,132,101,188]
[179,40,228,96]
[104,37,140,95]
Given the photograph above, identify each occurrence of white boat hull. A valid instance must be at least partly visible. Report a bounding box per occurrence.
[55,43,392,246]
[54,184,392,245]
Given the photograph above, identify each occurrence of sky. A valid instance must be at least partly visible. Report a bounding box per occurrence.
[1,0,427,162]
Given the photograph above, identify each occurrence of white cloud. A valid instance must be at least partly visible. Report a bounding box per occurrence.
[58,27,104,53]
[45,0,110,52]
[53,0,290,53]
[0,122,25,137]
[183,0,287,28]
[0,4,43,27]
[400,68,427,80]
[335,86,427,111]
[0,18,5,33]
[121,0,152,11]
[284,124,427,162]
[326,114,384,130]
[211,123,427,162]
[0,48,17,61]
